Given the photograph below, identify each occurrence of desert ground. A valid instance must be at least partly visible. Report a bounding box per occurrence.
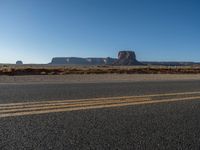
[1,64,200,76]
[0,64,200,83]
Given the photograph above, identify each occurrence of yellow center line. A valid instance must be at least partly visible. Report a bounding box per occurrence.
[0,98,150,113]
[0,91,200,118]
[1,90,200,107]
[0,96,200,118]
[0,97,150,110]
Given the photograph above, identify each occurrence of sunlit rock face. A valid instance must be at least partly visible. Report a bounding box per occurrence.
[114,51,143,65]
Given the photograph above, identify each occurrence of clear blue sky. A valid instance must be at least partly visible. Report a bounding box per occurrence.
[0,0,200,64]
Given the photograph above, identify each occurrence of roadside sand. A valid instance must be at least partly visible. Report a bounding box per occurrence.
[0,74,200,84]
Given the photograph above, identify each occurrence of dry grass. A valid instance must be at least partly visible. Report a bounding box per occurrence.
[1,64,200,76]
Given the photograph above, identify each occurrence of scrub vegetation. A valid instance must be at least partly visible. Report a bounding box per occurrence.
[1,65,200,76]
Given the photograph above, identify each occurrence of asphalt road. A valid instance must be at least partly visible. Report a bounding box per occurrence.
[1,80,200,103]
[1,80,200,149]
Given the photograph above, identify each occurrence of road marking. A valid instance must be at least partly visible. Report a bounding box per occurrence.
[1,90,200,107]
[0,98,150,113]
[0,91,200,118]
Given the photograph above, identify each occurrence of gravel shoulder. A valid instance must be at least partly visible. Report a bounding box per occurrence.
[0,74,200,84]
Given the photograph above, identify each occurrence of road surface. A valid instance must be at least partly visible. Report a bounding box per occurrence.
[0,80,200,149]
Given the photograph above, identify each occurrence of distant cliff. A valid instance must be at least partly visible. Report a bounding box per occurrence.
[50,51,198,66]
[50,51,143,65]
[50,57,117,65]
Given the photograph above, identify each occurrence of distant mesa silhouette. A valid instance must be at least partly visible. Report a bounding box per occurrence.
[16,60,23,65]
[51,57,117,65]
[49,50,198,66]
[50,50,142,65]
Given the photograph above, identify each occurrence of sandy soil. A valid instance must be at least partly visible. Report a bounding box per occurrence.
[0,74,200,84]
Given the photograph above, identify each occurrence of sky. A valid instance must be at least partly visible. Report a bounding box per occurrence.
[0,0,200,64]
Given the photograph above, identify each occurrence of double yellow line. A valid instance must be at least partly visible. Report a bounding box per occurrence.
[1,91,200,118]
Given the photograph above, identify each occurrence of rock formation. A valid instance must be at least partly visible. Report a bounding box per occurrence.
[50,51,142,65]
[51,57,89,65]
[50,57,117,65]
[16,60,23,65]
[114,51,143,65]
